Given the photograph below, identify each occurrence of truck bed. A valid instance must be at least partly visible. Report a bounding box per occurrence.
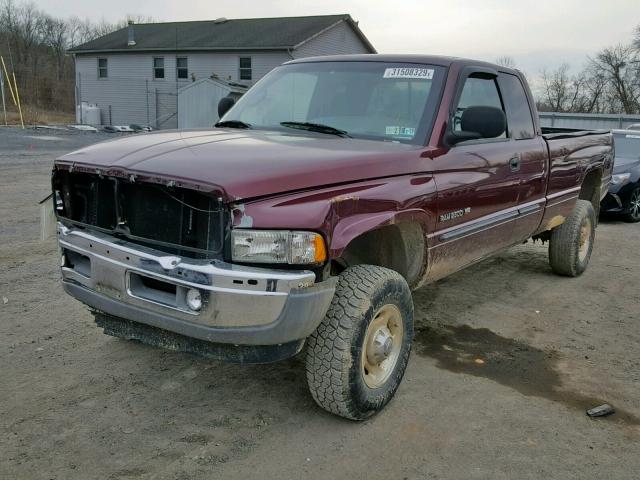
[541,126,610,141]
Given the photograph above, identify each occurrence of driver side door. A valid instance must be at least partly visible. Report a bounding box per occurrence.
[428,71,522,281]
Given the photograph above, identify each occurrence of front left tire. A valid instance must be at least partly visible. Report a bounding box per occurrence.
[305,265,414,420]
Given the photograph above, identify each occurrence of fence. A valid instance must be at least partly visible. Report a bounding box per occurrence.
[77,74,179,129]
[539,112,640,130]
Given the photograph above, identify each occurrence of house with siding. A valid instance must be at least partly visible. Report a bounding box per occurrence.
[68,14,376,128]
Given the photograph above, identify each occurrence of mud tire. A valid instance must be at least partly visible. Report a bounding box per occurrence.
[305,265,413,420]
[549,199,596,277]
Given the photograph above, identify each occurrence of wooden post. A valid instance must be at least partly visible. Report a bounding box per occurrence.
[0,56,17,107]
[0,69,6,125]
[12,72,24,129]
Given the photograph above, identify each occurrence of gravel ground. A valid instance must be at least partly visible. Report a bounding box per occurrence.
[1,126,639,479]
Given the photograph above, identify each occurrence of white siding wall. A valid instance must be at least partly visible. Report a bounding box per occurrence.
[180,51,291,85]
[75,51,290,128]
[74,22,371,129]
[292,21,371,58]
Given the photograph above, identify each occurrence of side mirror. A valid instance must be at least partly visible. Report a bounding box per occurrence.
[446,106,506,146]
[218,96,235,118]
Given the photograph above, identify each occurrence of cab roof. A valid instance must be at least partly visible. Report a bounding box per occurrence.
[285,53,519,75]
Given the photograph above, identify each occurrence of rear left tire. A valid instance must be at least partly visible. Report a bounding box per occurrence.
[548,199,596,277]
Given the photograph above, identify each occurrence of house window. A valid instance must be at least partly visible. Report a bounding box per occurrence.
[153,57,165,79]
[177,57,188,80]
[98,58,108,79]
[239,57,252,81]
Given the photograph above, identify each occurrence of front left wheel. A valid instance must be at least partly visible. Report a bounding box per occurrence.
[305,265,414,420]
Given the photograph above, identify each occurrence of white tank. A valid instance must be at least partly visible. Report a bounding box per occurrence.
[76,102,102,125]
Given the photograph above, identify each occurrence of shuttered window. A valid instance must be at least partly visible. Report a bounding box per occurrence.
[153,57,165,79]
[177,57,188,80]
[239,57,252,81]
[98,58,108,79]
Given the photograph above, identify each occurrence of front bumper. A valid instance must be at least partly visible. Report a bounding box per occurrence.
[57,223,336,348]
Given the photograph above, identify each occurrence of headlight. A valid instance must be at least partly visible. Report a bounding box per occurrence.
[611,173,631,185]
[231,230,327,264]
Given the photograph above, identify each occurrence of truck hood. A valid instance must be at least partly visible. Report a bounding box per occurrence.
[56,129,428,201]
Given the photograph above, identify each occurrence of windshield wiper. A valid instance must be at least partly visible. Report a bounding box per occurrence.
[215,120,252,129]
[280,121,351,138]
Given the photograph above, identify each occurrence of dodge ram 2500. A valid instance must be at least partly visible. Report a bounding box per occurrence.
[52,55,613,420]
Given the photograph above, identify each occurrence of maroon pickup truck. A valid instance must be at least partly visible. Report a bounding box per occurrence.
[52,55,613,420]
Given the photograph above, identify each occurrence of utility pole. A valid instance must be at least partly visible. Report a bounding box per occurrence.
[0,70,6,125]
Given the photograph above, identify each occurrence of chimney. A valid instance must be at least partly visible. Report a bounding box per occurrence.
[127,20,136,47]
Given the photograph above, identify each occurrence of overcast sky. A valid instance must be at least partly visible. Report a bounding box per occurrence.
[42,0,639,82]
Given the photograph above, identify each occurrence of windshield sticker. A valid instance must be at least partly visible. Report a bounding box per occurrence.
[386,126,416,136]
[383,67,434,80]
[625,134,640,139]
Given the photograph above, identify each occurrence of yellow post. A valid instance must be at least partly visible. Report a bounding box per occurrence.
[0,56,17,107]
[12,72,24,129]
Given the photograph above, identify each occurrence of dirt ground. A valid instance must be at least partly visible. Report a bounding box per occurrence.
[1,127,639,479]
[2,108,75,127]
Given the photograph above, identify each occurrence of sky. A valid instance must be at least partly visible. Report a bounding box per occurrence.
[40,0,639,85]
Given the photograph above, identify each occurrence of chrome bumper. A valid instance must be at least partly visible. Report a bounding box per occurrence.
[57,223,336,345]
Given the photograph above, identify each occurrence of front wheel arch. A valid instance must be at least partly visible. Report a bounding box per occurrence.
[332,220,427,289]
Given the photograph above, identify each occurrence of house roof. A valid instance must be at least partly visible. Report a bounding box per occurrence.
[68,14,376,54]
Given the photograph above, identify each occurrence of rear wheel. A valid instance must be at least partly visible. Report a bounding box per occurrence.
[305,265,413,420]
[548,199,596,277]
[623,186,640,223]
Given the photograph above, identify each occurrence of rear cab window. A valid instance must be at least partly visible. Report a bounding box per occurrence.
[498,73,536,139]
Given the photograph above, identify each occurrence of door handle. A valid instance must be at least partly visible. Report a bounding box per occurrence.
[509,156,520,172]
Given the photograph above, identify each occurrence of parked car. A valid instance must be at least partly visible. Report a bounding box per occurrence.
[626,123,640,131]
[51,55,613,420]
[601,130,640,222]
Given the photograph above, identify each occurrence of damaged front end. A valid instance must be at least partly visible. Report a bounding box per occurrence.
[52,167,228,259]
[51,166,336,363]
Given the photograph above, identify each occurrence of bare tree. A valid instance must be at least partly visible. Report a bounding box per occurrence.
[66,14,155,47]
[495,56,516,68]
[42,16,68,80]
[540,64,572,112]
[581,64,607,113]
[589,44,640,114]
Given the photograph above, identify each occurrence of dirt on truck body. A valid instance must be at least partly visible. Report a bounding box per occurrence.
[52,54,613,419]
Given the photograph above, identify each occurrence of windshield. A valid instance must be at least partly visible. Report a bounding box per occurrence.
[221,61,446,144]
[614,133,640,159]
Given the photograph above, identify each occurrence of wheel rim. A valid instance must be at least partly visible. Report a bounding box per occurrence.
[578,217,592,262]
[629,190,640,219]
[361,304,403,389]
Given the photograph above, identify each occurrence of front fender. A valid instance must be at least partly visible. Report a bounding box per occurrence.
[329,209,432,257]
[233,176,438,260]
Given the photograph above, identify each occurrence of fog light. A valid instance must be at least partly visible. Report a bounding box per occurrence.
[60,253,66,267]
[186,288,202,311]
